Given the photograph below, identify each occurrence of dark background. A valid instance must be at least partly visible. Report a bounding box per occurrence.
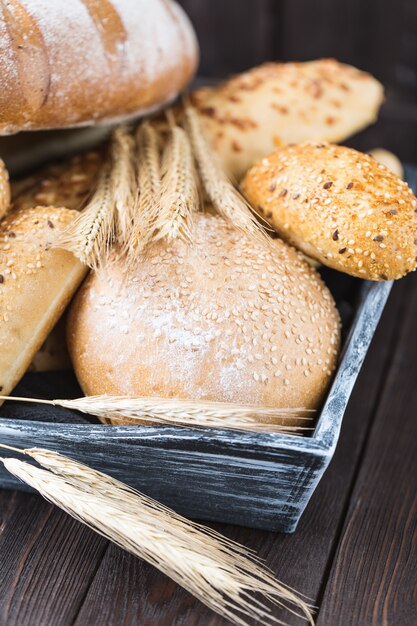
[178,0,417,162]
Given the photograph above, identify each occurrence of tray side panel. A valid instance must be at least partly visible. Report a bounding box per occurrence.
[0,420,328,532]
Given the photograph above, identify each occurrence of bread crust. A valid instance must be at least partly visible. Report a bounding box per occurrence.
[0,0,198,134]
[190,59,384,180]
[241,142,417,281]
[11,151,102,212]
[0,206,88,399]
[67,213,341,424]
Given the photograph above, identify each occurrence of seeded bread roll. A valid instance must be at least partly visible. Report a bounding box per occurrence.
[241,142,417,281]
[67,213,341,424]
[0,0,198,134]
[0,206,88,399]
[11,151,102,213]
[0,158,11,220]
[190,59,384,180]
[369,148,403,179]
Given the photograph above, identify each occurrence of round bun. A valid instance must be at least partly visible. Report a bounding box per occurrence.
[242,142,417,280]
[0,0,198,134]
[189,59,383,180]
[67,213,341,424]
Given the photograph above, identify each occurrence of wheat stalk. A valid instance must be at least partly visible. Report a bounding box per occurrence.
[0,446,315,625]
[128,122,162,258]
[54,160,114,268]
[151,124,199,245]
[111,126,137,252]
[0,395,313,433]
[184,105,270,245]
[54,127,137,268]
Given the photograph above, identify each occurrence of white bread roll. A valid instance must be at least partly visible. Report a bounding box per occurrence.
[242,142,417,281]
[67,213,341,424]
[0,206,88,398]
[0,0,198,134]
[190,59,384,180]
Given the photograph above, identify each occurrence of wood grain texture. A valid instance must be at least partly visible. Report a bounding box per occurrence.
[317,272,417,626]
[0,492,107,626]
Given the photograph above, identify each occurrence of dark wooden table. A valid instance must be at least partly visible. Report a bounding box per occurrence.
[0,273,416,626]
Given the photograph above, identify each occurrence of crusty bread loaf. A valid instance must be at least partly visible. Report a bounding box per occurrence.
[241,142,417,281]
[67,213,341,424]
[0,206,88,399]
[189,60,384,180]
[0,158,11,220]
[0,0,198,134]
[12,151,102,212]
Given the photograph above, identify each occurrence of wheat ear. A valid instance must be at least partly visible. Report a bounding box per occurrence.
[111,125,137,252]
[184,104,270,245]
[54,127,137,268]
[128,122,162,258]
[0,447,315,626]
[53,160,114,268]
[0,396,313,433]
[151,124,199,245]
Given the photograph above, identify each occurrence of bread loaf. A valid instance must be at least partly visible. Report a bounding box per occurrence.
[242,142,417,280]
[0,206,88,399]
[12,151,102,212]
[67,213,341,424]
[0,0,198,134]
[189,60,384,180]
[0,158,11,220]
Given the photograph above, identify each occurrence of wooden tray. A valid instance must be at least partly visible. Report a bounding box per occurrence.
[0,168,414,533]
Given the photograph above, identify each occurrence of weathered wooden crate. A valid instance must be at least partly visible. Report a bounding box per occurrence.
[0,160,413,532]
[0,277,392,533]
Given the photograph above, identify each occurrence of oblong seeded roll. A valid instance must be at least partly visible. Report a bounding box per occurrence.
[67,213,341,424]
[242,142,417,281]
[0,206,88,399]
[189,59,384,180]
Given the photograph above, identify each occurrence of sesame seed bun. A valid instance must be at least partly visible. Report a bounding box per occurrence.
[67,213,341,424]
[241,142,417,281]
[0,206,88,400]
[11,151,102,213]
[190,59,384,180]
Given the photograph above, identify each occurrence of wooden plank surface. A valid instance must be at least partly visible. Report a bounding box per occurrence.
[317,273,417,626]
[0,493,107,626]
[1,275,413,625]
